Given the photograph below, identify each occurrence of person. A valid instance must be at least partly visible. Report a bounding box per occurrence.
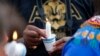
[0,1,25,56]
[54,0,100,55]
[62,15,100,56]
[10,0,94,56]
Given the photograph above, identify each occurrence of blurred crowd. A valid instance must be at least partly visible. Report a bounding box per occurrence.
[0,0,100,56]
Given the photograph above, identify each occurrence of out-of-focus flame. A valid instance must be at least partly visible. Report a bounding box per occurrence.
[46,18,49,22]
[13,31,18,40]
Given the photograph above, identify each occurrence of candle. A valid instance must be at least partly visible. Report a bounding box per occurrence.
[43,34,56,52]
[5,30,26,56]
[46,19,51,38]
[5,41,26,56]
[43,18,56,52]
[14,43,26,56]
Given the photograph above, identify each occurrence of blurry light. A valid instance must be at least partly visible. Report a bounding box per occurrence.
[13,31,18,40]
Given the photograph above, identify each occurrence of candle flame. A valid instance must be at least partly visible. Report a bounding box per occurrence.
[46,18,49,22]
[13,31,18,40]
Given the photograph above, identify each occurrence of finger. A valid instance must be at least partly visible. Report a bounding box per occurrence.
[26,37,41,43]
[25,37,41,46]
[54,38,65,46]
[54,43,65,51]
[54,37,73,46]
[24,29,39,38]
[26,25,46,37]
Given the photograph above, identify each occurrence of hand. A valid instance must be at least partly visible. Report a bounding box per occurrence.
[23,25,46,48]
[53,37,72,52]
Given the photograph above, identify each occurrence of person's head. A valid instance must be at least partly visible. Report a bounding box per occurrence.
[0,2,11,56]
[0,18,8,56]
[0,1,25,56]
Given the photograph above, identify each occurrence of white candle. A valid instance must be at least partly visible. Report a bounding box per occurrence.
[14,43,26,56]
[46,19,51,38]
[43,34,56,52]
[43,18,56,52]
[5,31,26,56]
[5,41,26,56]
